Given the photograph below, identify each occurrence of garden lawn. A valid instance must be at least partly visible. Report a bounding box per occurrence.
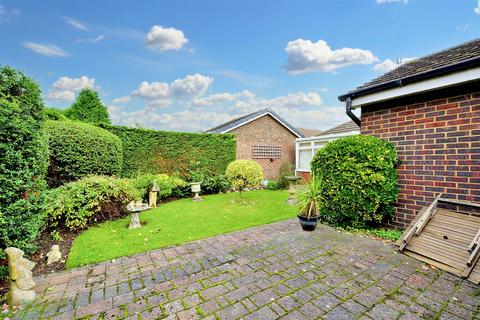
[67,190,296,267]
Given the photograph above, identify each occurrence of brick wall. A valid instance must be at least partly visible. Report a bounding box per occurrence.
[361,82,480,229]
[230,114,297,179]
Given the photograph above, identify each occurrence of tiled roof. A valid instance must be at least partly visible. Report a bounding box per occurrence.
[205,108,304,138]
[340,39,480,99]
[297,127,323,137]
[318,120,359,136]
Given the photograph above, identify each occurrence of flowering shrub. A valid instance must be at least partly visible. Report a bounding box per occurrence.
[225,160,263,191]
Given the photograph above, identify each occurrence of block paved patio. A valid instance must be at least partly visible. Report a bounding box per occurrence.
[14,219,480,320]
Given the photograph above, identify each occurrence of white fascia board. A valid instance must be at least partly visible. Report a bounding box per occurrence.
[221,112,302,138]
[351,67,480,108]
[295,130,359,143]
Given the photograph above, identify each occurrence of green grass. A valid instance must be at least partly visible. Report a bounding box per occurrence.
[67,190,296,268]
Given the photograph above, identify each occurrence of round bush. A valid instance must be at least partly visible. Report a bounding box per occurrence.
[225,160,263,191]
[311,135,398,227]
[0,66,49,261]
[44,175,141,231]
[45,120,123,187]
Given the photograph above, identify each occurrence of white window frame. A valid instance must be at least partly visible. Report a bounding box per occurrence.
[295,131,360,174]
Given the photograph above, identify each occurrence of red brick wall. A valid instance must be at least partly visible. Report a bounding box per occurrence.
[230,114,297,179]
[361,83,480,229]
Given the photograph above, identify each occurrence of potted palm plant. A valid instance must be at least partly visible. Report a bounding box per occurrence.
[296,176,321,231]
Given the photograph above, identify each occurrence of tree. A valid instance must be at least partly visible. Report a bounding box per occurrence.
[66,88,111,125]
[225,160,263,195]
[0,66,49,273]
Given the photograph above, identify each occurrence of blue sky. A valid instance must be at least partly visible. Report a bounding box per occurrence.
[1,0,479,131]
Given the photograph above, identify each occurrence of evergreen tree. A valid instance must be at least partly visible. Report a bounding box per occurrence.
[66,88,111,124]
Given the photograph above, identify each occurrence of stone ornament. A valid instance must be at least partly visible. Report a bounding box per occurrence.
[149,181,159,208]
[190,182,203,202]
[127,201,149,229]
[5,247,36,306]
[285,176,301,205]
[46,245,61,265]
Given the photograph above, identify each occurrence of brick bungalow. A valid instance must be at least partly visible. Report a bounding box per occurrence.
[339,39,480,229]
[206,108,304,179]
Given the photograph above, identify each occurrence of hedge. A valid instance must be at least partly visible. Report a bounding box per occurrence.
[101,124,236,178]
[311,135,398,228]
[45,120,123,187]
[0,66,49,276]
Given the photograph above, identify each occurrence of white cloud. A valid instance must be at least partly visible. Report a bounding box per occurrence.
[191,90,253,107]
[0,4,20,21]
[284,39,378,74]
[145,25,188,52]
[233,91,323,114]
[47,76,95,101]
[63,17,89,30]
[475,1,480,14]
[170,74,213,97]
[23,42,69,57]
[75,35,105,43]
[132,81,169,100]
[376,0,408,3]
[373,57,416,72]
[112,96,131,104]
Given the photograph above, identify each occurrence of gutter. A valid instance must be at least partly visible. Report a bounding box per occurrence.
[338,55,480,102]
[345,98,361,127]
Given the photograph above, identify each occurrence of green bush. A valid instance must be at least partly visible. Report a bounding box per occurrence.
[0,66,49,266]
[100,124,236,178]
[45,120,123,187]
[311,135,398,228]
[226,160,263,191]
[266,180,280,190]
[134,173,187,203]
[277,161,294,189]
[44,107,68,121]
[187,162,231,194]
[65,88,111,125]
[44,175,141,231]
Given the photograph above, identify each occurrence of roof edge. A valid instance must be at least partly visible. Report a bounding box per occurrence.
[338,55,480,102]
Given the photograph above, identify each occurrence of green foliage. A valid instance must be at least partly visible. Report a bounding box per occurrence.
[0,66,48,260]
[225,160,263,191]
[44,107,68,121]
[134,173,187,203]
[45,120,123,187]
[277,161,294,189]
[311,135,398,228]
[101,124,236,178]
[44,175,141,231]
[65,88,111,125]
[187,161,231,194]
[266,180,280,190]
[340,226,402,242]
[296,176,322,218]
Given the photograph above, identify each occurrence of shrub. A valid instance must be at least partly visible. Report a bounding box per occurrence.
[134,173,188,202]
[44,176,141,231]
[45,120,123,187]
[101,124,236,178]
[44,107,68,121]
[277,161,294,189]
[311,135,398,228]
[187,162,231,194]
[225,160,263,191]
[266,180,279,190]
[0,66,48,265]
[65,88,111,125]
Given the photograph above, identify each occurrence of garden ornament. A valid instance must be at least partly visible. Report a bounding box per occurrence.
[127,201,149,229]
[5,247,36,306]
[149,181,159,208]
[190,182,203,201]
[285,176,301,205]
[46,245,61,265]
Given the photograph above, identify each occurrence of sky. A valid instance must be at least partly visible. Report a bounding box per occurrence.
[1,0,479,132]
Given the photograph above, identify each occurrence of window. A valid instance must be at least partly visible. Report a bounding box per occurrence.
[253,145,282,159]
[296,140,328,171]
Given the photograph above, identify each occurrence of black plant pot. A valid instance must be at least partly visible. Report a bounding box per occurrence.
[297,214,319,231]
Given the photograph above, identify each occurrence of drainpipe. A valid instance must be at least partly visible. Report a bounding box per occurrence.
[345,97,361,127]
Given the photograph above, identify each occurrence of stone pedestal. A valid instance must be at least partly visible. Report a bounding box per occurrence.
[285,176,301,205]
[5,247,36,306]
[129,212,141,229]
[190,182,203,202]
[149,191,158,208]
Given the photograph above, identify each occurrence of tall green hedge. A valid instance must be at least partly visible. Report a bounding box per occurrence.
[100,125,236,177]
[45,120,123,187]
[311,135,398,228]
[0,66,49,265]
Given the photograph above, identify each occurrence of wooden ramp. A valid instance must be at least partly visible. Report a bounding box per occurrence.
[397,195,480,284]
